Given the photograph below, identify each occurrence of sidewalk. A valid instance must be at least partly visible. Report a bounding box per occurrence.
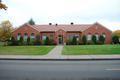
[0,45,120,60]
[0,55,120,60]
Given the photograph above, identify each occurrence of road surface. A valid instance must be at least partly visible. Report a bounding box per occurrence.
[0,60,120,80]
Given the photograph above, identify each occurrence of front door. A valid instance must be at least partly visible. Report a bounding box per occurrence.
[58,35,63,44]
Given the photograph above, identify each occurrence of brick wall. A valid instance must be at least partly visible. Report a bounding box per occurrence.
[82,23,112,44]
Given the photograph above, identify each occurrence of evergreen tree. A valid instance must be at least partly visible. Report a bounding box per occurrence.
[19,36,23,45]
[27,37,30,45]
[72,36,77,45]
[82,35,87,45]
[44,36,49,45]
[92,35,97,44]
[28,18,35,25]
[99,35,105,44]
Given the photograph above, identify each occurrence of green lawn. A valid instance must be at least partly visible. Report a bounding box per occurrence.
[62,45,120,55]
[0,46,54,55]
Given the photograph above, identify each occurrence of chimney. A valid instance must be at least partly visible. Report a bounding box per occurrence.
[55,23,58,26]
[49,23,52,25]
[71,22,74,25]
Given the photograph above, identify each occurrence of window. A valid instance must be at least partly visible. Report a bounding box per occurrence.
[42,35,47,40]
[67,34,79,41]
[30,33,35,39]
[95,33,99,41]
[102,33,106,38]
[24,33,28,41]
[87,33,92,41]
[50,34,53,39]
[17,33,21,40]
[75,34,79,41]
[68,34,74,40]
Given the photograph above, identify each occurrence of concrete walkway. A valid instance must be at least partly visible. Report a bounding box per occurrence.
[47,45,63,57]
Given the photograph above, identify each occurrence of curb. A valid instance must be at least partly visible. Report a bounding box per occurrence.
[0,58,120,61]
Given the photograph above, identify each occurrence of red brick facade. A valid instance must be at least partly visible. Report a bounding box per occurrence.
[12,22,112,44]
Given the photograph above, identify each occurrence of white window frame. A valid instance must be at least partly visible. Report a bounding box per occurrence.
[24,33,28,41]
[30,33,35,39]
[42,35,47,40]
[102,33,106,38]
[87,34,92,41]
[95,34,99,41]
[17,33,21,40]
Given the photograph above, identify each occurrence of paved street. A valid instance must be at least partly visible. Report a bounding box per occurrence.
[0,60,120,80]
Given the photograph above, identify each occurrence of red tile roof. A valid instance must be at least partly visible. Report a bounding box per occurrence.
[28,24,92,32]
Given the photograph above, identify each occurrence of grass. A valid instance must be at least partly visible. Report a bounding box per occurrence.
[0,46,54,55]
[62,45,120,55]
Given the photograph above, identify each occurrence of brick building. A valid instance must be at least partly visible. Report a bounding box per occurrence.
[12,22,112,44]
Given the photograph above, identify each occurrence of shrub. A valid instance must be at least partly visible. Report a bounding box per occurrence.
[87,41,93,45]
[49,39,55,45]
[27,37,30,45]
[112,36,119,44]
[19,36,23,45]
[99,35,105,44]
[66,39,72,45]
[82,35,87,45]
[34,34,41,45]
[92,35,97,44]
[72,36,77,45]
[8,36,18,46]
[30,38,35,45]
[44,36,49,45]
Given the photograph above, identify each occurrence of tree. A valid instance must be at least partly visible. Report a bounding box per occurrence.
[82,35,87,44]
[0,0,7,10]
[112,36,119,44]
[72,36,77,45]
[28,18,35,25]
[112,30,120,37]
[27,37,30,45]
[0,20,13,46]
[92,35,97,44]
[99,35,105,44]
[112,30,120,44]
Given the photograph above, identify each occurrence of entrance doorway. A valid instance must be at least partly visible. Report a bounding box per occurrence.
[58,35,63,44]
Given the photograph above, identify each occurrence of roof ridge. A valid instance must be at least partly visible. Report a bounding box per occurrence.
[33,24,92,26]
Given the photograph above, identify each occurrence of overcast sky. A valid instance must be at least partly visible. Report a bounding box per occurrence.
[0,0,120,31]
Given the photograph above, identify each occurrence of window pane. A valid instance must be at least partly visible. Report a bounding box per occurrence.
[42,36,47,40]
[95,34,99,40]
[17,33,21,40]
[31,33,35,39]
[24,33,28,41]
[102,33,106,38]
[87,34,92,41]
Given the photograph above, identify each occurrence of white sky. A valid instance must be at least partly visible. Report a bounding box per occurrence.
[0,0,120,31]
